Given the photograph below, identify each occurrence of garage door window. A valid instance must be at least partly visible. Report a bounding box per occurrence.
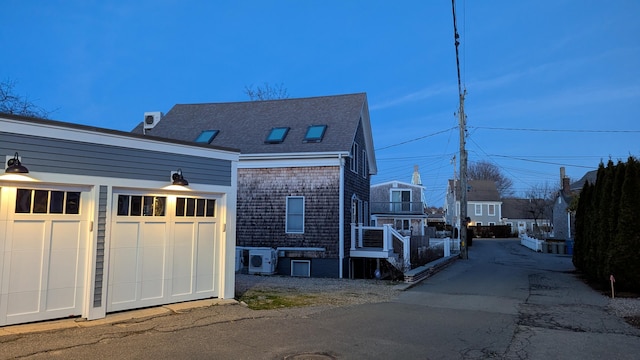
[175,197,215,217]
[117,195,166,216]
[15,188,81,214]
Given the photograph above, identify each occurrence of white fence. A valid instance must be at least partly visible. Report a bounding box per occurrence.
[520,234,544,252]
[428,237,460,257]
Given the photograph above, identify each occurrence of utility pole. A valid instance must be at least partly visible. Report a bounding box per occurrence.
[452,0,468,259]
[458,92,468,259]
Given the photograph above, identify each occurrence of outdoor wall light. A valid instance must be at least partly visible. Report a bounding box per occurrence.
[5,152,29,174]
[172,168,189,186]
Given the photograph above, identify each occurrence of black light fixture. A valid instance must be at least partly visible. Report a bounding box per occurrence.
[172,169,189,186]
[5,152,29,174]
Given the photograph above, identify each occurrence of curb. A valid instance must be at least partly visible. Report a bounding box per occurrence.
[396,255,459,290]
[0,298,238,337]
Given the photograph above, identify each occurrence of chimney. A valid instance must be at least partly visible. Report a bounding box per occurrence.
[562,177,571,195]
[560,167,566,181]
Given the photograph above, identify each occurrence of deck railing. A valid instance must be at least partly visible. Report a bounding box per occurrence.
[369,201,426,215]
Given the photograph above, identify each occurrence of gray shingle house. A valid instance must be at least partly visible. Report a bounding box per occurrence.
[445,179,502,229]
[502,198,551,236]
[132,93,377,278]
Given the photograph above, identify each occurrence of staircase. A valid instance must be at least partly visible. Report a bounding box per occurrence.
[350,224,410,273]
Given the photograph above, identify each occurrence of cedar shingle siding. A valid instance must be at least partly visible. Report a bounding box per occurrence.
[237,167,340,256]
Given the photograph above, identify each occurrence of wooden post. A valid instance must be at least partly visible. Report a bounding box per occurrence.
[610,275,615,298]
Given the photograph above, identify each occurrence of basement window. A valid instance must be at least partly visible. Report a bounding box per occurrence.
[303,125,327,142]
[194,130,219,144]
[291,260,311,277]
[265,127,289,144]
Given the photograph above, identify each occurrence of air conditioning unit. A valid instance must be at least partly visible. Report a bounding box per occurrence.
[235,248,244,272]
[143,111,163,130]
[248,248,277,275]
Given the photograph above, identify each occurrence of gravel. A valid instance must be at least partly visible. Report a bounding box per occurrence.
[235,274,402,307]
[608,297,640,318]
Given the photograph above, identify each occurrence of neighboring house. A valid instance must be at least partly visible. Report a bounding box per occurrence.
[370,180,428,236]
[551,167,597,240]
[501,198,551,236]
[426,207,446,228]
[0,113,239,326]
[445,179,502,229]
[131,93,377,279]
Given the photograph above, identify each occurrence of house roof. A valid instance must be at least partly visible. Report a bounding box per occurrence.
[371,180,425,190]
[0,112,239,154]
[131,93,377,173]
[449,179,501,202]
[502,198,534,219]
[570,169,597,191]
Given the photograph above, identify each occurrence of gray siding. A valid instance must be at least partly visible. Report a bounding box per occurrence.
[277,258,339,278]
[1,133,232,186]
[343,119,371,277]
[94,185,107,308]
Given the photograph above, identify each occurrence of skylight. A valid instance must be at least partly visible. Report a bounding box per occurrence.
[304,125,327,143]
[194,130,219,144]
[265,127,290,144]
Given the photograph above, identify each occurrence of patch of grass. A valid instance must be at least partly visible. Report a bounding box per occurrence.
[239,290,317,310]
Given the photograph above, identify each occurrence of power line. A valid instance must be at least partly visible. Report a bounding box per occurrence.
[375,127,457,151]
[489,154,600,169]
[469,126,640,133]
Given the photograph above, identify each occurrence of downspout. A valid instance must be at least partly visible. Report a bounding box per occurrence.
[339,153,345,279]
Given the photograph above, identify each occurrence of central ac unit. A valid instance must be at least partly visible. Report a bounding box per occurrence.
[248,248,277,275]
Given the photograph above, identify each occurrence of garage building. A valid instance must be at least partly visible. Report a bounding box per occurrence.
[0,113,238,326]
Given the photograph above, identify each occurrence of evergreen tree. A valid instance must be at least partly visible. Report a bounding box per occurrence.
[595,160,615,280]
[608,157,640,292]
[604,160,626,278]
[573,180,592,271]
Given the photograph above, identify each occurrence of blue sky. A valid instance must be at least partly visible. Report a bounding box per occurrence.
[2,1,639,206]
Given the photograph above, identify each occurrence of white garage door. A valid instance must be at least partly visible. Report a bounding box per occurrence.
[0,187,89,326]
[107,193,219,313]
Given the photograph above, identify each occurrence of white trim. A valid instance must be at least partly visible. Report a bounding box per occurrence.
[290,260,311,277]
[350,142,359,173]
[240,151,350,160]
[238,157,343,169]
[0,118,239,161]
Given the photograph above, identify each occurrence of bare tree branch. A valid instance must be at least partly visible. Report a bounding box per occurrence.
[467,160,514,197]
[244,82,289,101]
[0,78,51,118]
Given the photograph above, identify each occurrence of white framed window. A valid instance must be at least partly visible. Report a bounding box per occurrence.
[362,149,368,178]
[350,142,359,173]
[286,196,304,233]
[291,260,311,277]
[476,222,483,226]
[394,219,411,231]
[489,222,495,226]
[16,188,82,215]
[488,204,495,216]
[364,201,369,226]
[475,204,482,216]
[391,189,411,212]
